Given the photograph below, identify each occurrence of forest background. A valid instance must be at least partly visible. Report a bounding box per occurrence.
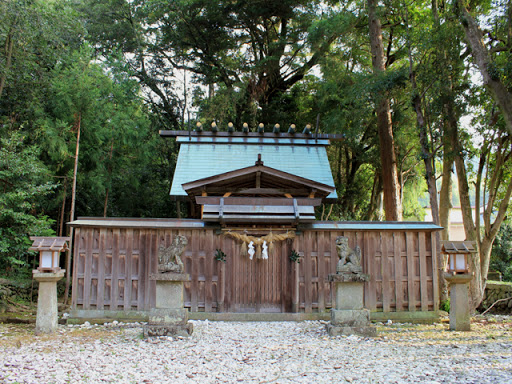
[1,0,512,308]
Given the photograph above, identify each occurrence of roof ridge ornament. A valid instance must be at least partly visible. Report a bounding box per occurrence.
[255,153,264,166]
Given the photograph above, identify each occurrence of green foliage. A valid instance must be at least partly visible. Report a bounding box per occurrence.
[0,0,83,123]
[0,132,55,272]
[440,299,450,312]
[490,223,512,282]
[289,249,301,263]
[214,249,227,263]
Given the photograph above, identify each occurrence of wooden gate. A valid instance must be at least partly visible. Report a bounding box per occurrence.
[220,237,293,313]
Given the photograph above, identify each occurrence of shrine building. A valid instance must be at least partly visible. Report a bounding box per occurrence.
[69,125,441,322]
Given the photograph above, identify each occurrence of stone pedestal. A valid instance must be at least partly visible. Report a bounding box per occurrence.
[444,273,473,331]
[33,271,65,335]
[144,272,193,337]
[326,273,376,337]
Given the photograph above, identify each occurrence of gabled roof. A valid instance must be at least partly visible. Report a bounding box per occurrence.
[166,132,338,201]
[181,159,335,199]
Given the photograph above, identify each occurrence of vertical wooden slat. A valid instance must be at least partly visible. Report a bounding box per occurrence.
[71,228,80,308]
[281,239,288,312]
[406,232,416,311]
[218,235,226,311]
[111,228,120,310]
[224,235,231,311]
[317,232,325,312]
[304,231,312,313]
[363,232,371,309]
[124,229,133,310]
[329,231,338,309]
[381,232,391,313]
[190,230,198,312]
[138,230,145,311]
[97,228,106,310]
[292,237,299,312]
[143,229,152,310]
[419,232,429,311]
[83,229,93,310]
[431,232,439,311]
[241,241,246,311]
[205,230,214,312]
[149,230,157,309]
[393,232,403,312]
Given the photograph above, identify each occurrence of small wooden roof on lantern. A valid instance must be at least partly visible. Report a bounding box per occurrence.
[28,237,70,252]
[440,241,477,254]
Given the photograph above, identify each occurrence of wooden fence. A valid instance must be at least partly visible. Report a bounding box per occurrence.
[71,219,440,314]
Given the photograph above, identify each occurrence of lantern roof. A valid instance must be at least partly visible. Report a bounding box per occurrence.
[29,237,70,252]
[440,240,477,254]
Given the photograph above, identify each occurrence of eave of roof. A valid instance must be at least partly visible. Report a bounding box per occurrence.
[170,142,338,200]
[181,163,335,197]
[68,218,442,231]
[299,221,443,231]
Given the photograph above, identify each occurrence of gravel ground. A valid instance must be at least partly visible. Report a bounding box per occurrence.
[0,318,511,384]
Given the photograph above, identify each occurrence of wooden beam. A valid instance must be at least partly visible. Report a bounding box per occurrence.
[284,193,293,199]
[195,196,323,206]
[200,187,313,195]
[201,190,207,218]
[223,192,232,197]
[181,164,335,195]
[308,189,316,198]
[256,171,261,189]
[159,130,345,141]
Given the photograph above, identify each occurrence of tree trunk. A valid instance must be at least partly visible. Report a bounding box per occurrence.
[58,180,67,237]
[406,27,447,303]
[439,154,453,241]
[368,0,402,221]
[367,173,383,221]
[64,112,81,305]
[457,0,512,135]
[0,30,14,100]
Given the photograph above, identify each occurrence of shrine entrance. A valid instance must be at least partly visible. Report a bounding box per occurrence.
[223,234,294,313]
[178,153,334,313]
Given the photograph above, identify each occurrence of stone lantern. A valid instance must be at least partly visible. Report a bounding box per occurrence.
[29,237,69,334]
[441,241,476,331]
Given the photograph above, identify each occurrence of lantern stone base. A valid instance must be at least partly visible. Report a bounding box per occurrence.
[444,273,473,331]
[33,271,65,335]
[326,272,376,337]
[143,272,193,337]
[327,308,377,337]
[143,323,193,337]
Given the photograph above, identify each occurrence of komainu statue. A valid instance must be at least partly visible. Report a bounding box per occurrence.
[336,236,363,274]
[158,235,187,273]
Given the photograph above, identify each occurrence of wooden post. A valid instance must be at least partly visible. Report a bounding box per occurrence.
[218,262,225,312]
[292,261,299,312]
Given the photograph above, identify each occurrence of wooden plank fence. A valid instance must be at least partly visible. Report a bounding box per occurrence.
[71,219,439,314]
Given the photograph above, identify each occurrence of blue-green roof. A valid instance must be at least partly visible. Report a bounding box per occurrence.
[170,139,337,199]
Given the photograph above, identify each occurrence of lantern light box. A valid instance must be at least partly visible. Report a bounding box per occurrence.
[441,241,476,275]
[29,237,70,273]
